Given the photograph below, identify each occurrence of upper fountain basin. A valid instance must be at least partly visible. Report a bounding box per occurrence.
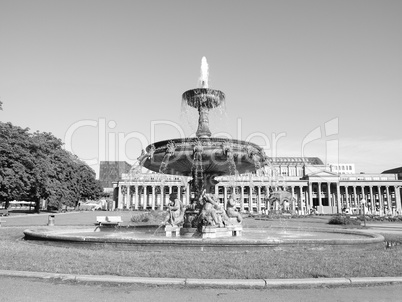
[143,137,266,176]
[182,88,225,109]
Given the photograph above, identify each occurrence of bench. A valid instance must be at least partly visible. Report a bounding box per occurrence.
[0,209,9,217]
[94,216,123,231]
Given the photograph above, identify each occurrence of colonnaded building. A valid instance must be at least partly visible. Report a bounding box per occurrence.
[100,159,402,216]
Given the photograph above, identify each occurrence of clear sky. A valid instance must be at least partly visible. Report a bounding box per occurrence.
[1,0,401,176]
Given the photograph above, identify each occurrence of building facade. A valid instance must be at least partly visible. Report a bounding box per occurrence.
[112,158,402,216]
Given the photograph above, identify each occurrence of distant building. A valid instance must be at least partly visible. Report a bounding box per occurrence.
[99,161,132,190]
[112,157,402,216]
[329,163,355,174]
[382,167,402,180]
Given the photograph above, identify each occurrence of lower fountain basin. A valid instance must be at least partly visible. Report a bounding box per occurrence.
[23,226,384,251]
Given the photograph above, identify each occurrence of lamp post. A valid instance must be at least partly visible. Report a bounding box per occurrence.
[361,198,367,227]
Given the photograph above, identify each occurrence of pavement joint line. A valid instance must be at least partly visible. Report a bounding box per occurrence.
[1,270,402,288]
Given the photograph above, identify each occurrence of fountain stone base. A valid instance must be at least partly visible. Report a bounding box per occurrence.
[201,224,243,239]
[165,225,181,237]
[166,223,243,239]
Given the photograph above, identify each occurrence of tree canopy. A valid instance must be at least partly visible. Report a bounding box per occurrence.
[0,122,103,211]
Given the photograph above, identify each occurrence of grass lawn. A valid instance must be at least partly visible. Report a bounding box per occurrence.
[1,211,402,279]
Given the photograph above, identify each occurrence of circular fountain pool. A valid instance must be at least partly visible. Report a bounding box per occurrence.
[23,226,384,251]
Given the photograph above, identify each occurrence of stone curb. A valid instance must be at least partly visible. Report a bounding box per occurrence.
[1,270,402,288]
[185,278,266,288]
[264,278,351,287]
[349,277,402,284]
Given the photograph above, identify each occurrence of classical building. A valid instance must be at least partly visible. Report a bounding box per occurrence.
[111,157,402,216]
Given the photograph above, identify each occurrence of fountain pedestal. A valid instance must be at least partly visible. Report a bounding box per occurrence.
[201,224,243,239]
[165,225,181,237]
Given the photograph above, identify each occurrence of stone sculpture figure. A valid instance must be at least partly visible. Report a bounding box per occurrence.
[197,192,229,228]
[226,195,243,223]
[267,190,296,212]
[163,194,185,226]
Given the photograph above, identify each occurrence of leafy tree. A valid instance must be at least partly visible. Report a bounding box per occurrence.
[0,123,34,208]
[0,122,103,212]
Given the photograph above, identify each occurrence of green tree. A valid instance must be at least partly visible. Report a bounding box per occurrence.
[0,122,103,212]
[0,123,34,208]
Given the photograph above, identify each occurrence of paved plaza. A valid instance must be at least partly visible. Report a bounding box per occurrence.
[1,275,402,302]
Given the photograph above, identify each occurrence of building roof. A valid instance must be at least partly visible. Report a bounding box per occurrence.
[382,167,402,174]
[268,157,324,165]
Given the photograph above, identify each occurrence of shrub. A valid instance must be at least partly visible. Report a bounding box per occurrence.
[130,210,165,223]
[328,215,361,226]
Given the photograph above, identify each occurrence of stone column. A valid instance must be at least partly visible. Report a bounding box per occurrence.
[117,184,123,210]
[257,186,261,213]
[126,185,131,209]
[168,186,173,206]
[249,186,253,213]
[308,182,313,213]
[290,186,295,211]
[345,186,349,209]
[299,186,304,215]
[317,183,322,213]
[223,186,228,208]
[353,186,357,207]
[395,186,402,213]
[186,183,190,205]
[179,186,184,205]
[369,186,373,214]
[240,186,245,212]
[151,186,155,210]
[327,182,331,208]
[336,184,341,214]
[377,186,383,216]
[143,186,148,210]
[386,186,390,213]
[134,185,139,210]
[360,186,365,214]
[160,186,164,210]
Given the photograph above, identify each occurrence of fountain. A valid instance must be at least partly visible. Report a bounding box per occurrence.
[139,57,267,238]
[23,57,384,250]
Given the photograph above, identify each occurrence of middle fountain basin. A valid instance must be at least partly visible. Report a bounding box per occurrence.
[143,137,266,176]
